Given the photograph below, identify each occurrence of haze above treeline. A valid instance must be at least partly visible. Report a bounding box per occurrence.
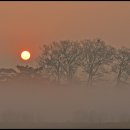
[0,2,130,67]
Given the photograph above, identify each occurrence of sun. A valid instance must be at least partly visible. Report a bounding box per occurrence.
[21,51,31,61]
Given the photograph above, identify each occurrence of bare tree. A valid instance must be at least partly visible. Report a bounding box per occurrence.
[39,40,82,83]
[58,40,82,82]
[39,42,63,83]
[112,47,130,84]
[82,39,115,86]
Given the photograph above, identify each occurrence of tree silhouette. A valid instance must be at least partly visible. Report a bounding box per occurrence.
[39,42,63,83]
[39,40,82,83]
[0,68,17,82]
[82,39,115,86]
[16,65,42,80]
[112,47,130,84]
[56,40,82,82]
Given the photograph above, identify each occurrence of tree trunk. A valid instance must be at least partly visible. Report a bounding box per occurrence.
[87,66,93,87]
[88,74,93,87]
[57,70,60,84]
[116,68,122,86]
[67,67,73,83]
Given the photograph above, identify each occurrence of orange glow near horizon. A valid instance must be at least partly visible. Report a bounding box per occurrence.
[21,51,31,61]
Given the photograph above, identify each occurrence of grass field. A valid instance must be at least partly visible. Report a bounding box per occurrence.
[0,122,130,129]
[0,80,130,129]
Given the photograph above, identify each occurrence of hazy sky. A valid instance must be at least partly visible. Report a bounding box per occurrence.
[0,1,130,68]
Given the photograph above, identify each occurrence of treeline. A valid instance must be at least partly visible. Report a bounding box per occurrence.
[0,66,43,82]
[0,39,130,86]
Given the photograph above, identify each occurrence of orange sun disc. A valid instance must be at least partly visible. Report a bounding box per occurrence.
[21,51,31,61]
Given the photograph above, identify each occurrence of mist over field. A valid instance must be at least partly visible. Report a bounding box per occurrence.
[0,78,130,128]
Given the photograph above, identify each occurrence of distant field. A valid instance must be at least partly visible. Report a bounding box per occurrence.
[0,122,130,129]
[0,81,130,129]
